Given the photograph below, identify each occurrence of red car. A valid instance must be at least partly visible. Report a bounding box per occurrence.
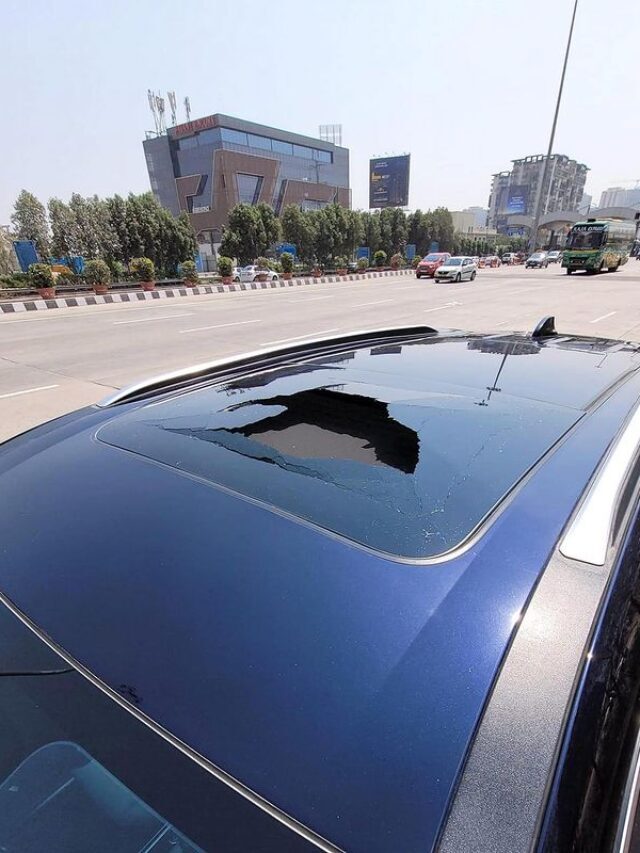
[416,252,451,278]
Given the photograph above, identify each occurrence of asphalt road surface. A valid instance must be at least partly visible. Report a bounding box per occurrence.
[2,261,640,442]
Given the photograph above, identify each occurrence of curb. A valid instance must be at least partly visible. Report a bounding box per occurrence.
[0,269,414,315]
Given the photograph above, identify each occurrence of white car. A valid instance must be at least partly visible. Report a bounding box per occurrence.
[232,266,241,282]
[239,265,279,283]
[434,256,477,283]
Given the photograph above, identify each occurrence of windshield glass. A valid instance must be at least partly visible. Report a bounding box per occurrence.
[567,226,605,249]
[444,258,462,265]
[424,254,442,261]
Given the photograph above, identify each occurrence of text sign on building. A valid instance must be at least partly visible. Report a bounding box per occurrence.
[369,155,410,208]
[505,185,529,215]
[173,114,216,139]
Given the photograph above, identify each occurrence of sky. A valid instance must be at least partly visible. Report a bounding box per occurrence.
[1,0,639,224]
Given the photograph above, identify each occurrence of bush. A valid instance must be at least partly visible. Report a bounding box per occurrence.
[373,250,387,268]
[280,252,294,273]
[83,259,112,288]
[390,253,404,269]
[255,256,270,270]
[107,259,126,281]
[130,257,155,282]
[181,259,199,283]
[56,266,75,285]
[0,273,29,289]
[334,256,348,269]
[28,263,54,289]
[412,255,422,268]
[357,257,368,270]
[217,256,234,277]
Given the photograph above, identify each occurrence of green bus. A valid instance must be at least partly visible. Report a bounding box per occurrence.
[562,219,637,275]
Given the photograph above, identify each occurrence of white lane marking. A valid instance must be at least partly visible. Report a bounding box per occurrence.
[352,299,393,306]
[262,329,339,345]
[0,384,59,400]
[590,311,617,324]
[113,312,193,325]
[424,301,462,313]
[179,319,262,334]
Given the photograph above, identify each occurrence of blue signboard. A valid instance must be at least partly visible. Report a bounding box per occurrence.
[429,241,440,253]
[13,240,38,272]
[50,256,85,274]
[275,242,297,257]
[505,185,529,215]
[356,246,370,260]
[405,244,416,261]
[369,155,411,208]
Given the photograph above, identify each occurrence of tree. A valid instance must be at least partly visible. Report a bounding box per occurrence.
[255,203,281,249]
[11,190,49,257]
[68,194,101,258]
[430,207,455,252]
[225,204,268,264]
[48,198,80,258]
[281,205,316,264]
[378,209,394,257]
[344,209,364,259]
[407,210,433,256]
[0,229,18,275]
[105,195,129,262]
[361,212,381,255]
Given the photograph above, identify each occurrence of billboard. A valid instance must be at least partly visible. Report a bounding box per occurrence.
[505,185,529,215]
[369,155,410,208]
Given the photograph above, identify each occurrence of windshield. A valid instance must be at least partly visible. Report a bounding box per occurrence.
[444,258,462,265]
[424,254,443,261]
[567,226,605,249]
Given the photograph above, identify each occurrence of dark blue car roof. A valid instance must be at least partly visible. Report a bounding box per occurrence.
[1,330,639,852]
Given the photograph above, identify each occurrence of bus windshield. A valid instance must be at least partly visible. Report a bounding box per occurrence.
[567,226,605,249]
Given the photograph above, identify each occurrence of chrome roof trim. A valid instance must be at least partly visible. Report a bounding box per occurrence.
[97,325,439,407]
[560,403,640,566]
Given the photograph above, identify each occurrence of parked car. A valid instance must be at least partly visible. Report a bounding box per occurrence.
[415,252,451,278]
[502,252,517,265]
[547,250,563,264]
[232,266,241,281]
[3,321,640,853]
[239,264,279,283]
[483,255,501,268]
[434,256,477,282]
[525,251,549,269]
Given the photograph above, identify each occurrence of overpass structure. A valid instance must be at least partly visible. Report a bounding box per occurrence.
[503,206,640,245]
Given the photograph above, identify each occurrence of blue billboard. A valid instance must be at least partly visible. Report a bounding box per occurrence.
[369,155,410,208]
[13,240,38,272]
[505,185,529,215]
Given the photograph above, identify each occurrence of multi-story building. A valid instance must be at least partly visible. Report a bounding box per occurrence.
[598,186,640,208]
[487,154,588,232]
[143,113,350,261]
[463,206,488,228]
[450,211,496,238]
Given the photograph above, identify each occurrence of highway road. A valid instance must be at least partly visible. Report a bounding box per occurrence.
[2,261,640,441]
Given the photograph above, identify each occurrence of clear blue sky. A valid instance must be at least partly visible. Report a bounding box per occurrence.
[2,0,638,223]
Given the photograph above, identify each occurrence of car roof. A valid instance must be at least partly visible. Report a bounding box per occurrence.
[1,327,639,853]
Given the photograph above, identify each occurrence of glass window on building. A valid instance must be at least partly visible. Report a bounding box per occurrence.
[247,134,272,151]
[293,145,314,159]
[272,139,293,155]
[314,149,332,163]
[197,128,218,145]
[221,128,249,146]
[179,136,198,150]
[236,174,263,205]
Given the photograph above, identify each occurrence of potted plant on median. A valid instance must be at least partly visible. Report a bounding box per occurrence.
[217,256,234,284]
[28,263,56,299]
[130,257,156,291]
[373,250,387,268]
[84,259,112,295]
[280,252,294,280]
[254,257,270,282]
[181,259,199,288]
[390,253,404,270]
[357,257,368,272]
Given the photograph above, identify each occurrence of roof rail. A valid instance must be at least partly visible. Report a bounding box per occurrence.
[560,402,640,565]
[97,325,439,408]
[532,316,557,338]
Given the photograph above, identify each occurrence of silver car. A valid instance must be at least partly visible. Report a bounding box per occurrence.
[239,265,279,283]
[435,257,477,283]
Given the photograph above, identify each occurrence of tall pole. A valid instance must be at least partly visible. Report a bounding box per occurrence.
[528,0,579,252]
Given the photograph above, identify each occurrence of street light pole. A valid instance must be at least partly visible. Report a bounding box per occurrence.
[528,0,579,253]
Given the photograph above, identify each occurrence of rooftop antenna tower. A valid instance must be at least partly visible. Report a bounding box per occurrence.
[155,93,166,133]
[167,91,177,127]
[319,124,342,146]
[147,89,160,135]
[184,96,192,122]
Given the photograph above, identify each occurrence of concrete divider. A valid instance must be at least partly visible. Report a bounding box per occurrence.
[0,269,415,315]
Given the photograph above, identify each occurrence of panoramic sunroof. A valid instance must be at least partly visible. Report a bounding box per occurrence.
[98,339,583,558]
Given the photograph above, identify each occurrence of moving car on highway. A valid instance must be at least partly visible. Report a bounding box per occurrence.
[502,252,517,265]
[525,251,549,269]
[415,252,451,278]
[2,322,640,853]
[434,256,477,282]
[562,218,636,275]
[239,264,279,283]
[547,250,563,264]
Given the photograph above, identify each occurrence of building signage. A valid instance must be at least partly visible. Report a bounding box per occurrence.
[192,205,211,213]
[505,185,529,215]
[369,155,410,208]
[173,114,216,139]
